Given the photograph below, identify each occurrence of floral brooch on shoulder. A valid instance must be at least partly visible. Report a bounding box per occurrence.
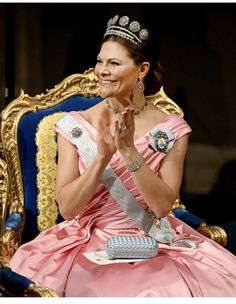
[149,128,175,153]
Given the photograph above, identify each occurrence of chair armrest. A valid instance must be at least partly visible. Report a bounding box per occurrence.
[0,267,58,297]
[172,207,227,247]
[3,212,22,230]
[0,212,24,266]
[197,224,227,247]
[172,207,206,229]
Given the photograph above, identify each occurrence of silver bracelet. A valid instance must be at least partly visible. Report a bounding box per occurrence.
[125,153,145,172]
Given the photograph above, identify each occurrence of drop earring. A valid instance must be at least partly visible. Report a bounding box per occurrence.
[137,79,145,92]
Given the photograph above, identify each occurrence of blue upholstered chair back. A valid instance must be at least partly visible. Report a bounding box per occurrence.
[18,96,102,242]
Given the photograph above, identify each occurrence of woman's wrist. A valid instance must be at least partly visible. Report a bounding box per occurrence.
[121,148,145,172]
[125,153,145,172]
[95,154,112,167]
[120,146,137,162]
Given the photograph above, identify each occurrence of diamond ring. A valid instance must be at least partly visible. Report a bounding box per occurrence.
[121,124,127,131]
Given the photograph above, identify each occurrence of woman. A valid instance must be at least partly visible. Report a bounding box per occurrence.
[10,15,236,297]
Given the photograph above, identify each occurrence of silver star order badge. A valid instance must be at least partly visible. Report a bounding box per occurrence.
[71,127,83,138]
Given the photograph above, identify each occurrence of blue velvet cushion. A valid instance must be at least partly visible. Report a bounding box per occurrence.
[172,208,206,230]
[4,212,22,231]
[0,268,34,296]
[17,95,103,243]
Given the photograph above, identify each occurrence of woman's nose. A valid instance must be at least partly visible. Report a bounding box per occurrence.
[99,63,110,75]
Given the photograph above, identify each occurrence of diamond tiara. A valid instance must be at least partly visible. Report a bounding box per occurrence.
[103,15,149,45]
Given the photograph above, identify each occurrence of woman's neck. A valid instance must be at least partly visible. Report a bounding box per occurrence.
[106,96,148,116]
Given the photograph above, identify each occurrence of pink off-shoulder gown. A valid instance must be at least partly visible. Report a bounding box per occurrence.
[10,111,236,297]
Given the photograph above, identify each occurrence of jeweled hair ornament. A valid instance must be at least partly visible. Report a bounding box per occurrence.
[104,15,149,45]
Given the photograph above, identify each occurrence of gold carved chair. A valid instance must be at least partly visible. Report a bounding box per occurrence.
[0,68,227,297]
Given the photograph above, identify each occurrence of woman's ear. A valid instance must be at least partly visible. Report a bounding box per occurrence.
[139,62,150,79]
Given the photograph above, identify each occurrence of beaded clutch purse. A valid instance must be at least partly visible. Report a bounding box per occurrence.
[106,235,158,259]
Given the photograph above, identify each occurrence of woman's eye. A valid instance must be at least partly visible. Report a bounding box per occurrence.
[110,62,120,66]
[96,59,102,64]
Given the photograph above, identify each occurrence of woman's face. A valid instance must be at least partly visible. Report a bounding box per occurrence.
[95,41,140,98]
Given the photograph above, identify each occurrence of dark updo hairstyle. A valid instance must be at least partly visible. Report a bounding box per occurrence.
[102,27,164,96]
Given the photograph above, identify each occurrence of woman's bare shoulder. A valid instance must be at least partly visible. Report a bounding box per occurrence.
[78,99,106,123]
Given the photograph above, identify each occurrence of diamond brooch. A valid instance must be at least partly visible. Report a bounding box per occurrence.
[71,127,83,138]
[149,128,175,153]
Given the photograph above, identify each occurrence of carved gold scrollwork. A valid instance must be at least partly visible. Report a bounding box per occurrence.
[45,68,99,100]
[24,284,58,297]
[1,98,25,215]
[0,158,9,230]
[1,227,22,267]
[172,196,186,210]
[147,87,184,118]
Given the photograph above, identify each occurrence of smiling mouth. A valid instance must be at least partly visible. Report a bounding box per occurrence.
[100,79,115,84]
